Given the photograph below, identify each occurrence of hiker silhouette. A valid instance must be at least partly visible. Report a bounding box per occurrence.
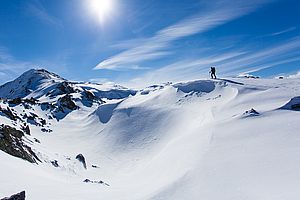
[210,67,217,79]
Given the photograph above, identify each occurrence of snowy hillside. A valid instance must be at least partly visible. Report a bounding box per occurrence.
[0,69,300,200]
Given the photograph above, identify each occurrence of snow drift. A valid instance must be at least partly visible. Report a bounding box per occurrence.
[0,69,300,200]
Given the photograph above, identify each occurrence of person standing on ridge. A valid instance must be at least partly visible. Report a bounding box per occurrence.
[210,66,217,79]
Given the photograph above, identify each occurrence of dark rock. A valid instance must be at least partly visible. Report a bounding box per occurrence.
[281,96,300,111]
[58,95,78,111]
[80,90,99,107]
[8,98,22,105]
[40,118,46,126]
[292,103,300,110]
[51,160,59,167]
[83,90,95,100]
[41,128,52,133]
[0,124,39,163]
[76,154,87,169]
[23,97,38,105]
[92,165,99,168]
[0,107,19,121]
[83,179,91,183]
[83,179,110,186]
[29,112,38,118]
[243,108,260,117]
[21,125,30,135]
[47,81,76,97]
[46,82,70,97]
[1,191,25,200]
[57,82,75,94]
[34,138,40,143]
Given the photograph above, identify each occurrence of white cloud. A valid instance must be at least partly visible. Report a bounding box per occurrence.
[0,46,35,84]
[94,0,272,70]
[288,71,300,79]
[0,47,32,72]
[89,78,115,85]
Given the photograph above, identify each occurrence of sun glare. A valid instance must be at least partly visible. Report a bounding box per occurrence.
[88,0,115,23]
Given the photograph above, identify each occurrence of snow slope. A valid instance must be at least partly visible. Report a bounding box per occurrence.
[1,70,300,200]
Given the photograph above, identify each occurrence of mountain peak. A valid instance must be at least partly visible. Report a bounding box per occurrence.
[21,68,65,81]
[0,68,65,99]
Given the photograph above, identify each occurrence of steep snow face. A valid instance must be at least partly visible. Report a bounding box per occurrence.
[0,71,300,200]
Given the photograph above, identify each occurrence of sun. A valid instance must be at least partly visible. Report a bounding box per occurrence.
[88,0,115,23]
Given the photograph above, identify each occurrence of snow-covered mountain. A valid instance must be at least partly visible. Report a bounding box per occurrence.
[0,69,300,200]
[0,69,136,100]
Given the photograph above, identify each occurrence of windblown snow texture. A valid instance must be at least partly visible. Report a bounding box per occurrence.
[0,69,300,200]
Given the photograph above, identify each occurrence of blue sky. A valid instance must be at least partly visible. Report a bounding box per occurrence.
[0,0,299,86]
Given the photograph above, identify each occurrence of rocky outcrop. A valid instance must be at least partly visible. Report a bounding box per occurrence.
[1,191,25,200]
[0,125,40,163]
[0,106,19,121]
[243,108,260,117]
[8,98,22,105]
[58,95,78,111]
[83,179,109,186]
[51,160,59,167]
[57,82,76,94]
[76,154,87,169]
[47,81,76,97]
[281,96,300,111]
[21,125,30,135]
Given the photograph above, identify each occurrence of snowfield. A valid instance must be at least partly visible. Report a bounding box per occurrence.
[0,69,300,200]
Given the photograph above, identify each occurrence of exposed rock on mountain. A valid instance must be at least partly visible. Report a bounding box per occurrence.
[1,191,25,200]
[76,154,87,169]
[0,125,39,163]
[281,96,300,111]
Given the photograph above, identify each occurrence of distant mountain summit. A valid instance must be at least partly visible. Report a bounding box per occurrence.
[0,69,65,99]
[0,68,136,100]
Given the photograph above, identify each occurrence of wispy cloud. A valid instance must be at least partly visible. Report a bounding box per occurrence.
[238,57,300,75]
[269,27,297,36]
[0,47,34,84]
[26,0,63,28]
[94,0,272,70]
[126,51,248,87]
[126,36,300,87]
[0,46,75,84]
[219,37,300,74]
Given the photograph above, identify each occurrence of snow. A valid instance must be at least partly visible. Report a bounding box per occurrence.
[1,70,300,199]
[0,69,136,100]
[0,69,65,99]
